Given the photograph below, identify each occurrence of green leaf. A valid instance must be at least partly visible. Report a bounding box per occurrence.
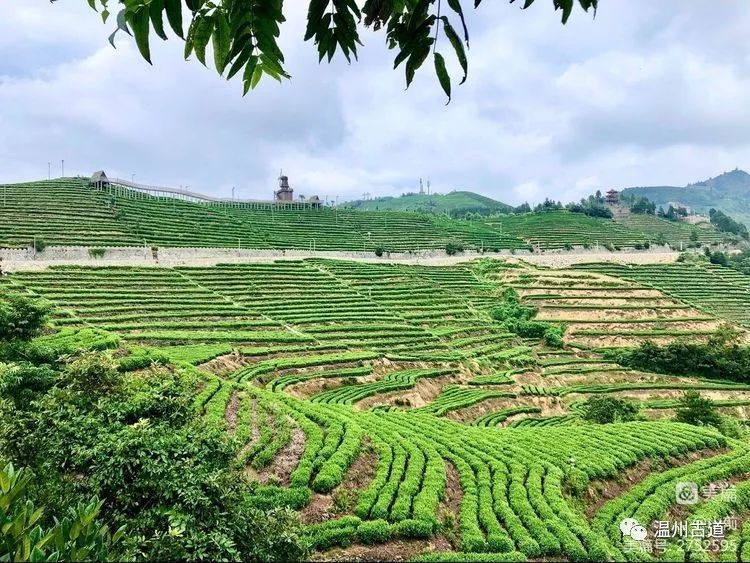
[557,0,574,23]
[116,9,131,36]
[226,46,253,80]
[164,0,184,38]
[304,0,329,42]
[149,0,167,40]
[405,41,431,87]
[446,0,469,43]
[193,15,214,66]
[127,8,152,64]
[434,52,451,103]
[441,16,467,84]
[212,11,231,74]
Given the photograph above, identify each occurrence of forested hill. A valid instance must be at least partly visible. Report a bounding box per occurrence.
[344,190,514,217]
[623,169,750,225]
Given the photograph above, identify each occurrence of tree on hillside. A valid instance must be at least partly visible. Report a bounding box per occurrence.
[75,0,598,101]
[675,391,721,428]
[0,293,50,341]
[630,197,656,215]
[580,396,638,424]
[709,208,749,239]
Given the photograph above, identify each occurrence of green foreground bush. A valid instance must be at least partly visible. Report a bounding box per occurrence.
[0,293,307,561]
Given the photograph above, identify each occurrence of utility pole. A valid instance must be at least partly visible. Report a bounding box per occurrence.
[48,162,51,180]
[61,160,65,177]
[131,174,135,183]
[232,186,235,201]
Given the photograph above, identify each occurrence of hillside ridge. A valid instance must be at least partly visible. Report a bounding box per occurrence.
[623,168,750,224]
[0,177,735,252]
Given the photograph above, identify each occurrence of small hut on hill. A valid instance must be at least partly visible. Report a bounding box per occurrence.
[89,171,110,190]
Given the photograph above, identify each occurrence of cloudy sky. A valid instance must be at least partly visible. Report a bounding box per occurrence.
[2,1,749,205]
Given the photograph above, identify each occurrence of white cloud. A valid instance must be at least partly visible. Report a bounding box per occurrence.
[1,1,749,205]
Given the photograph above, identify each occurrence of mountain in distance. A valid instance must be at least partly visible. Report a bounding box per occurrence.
[344,190,514,218]
[623,169,750,225]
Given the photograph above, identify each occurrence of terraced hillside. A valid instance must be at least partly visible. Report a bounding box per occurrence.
[7,258,750,561]
[487,210,725,250]
[489,264,731,349]
[0,179,527,251]
[0,178,732,251]
[572,262,750,328]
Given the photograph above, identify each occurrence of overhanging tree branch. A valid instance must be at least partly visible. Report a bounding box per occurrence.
[74,0,598,101]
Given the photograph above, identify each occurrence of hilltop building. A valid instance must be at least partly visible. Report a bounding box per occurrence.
[605,189,620,205]
[89,170,110,190]
[275,175,294,202]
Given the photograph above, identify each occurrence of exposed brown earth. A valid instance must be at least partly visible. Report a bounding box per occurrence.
[309,538,452,562]
[198,352,248,377]
[225,390,240,432]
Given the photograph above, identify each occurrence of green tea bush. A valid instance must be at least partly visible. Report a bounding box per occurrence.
[357,519,391,545]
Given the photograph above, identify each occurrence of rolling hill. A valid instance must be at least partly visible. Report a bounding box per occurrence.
[344,190,514,217]
[0,177,735,252]
[623,168,750,225]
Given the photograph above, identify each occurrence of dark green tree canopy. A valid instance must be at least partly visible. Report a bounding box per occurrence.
[78,0,598,101]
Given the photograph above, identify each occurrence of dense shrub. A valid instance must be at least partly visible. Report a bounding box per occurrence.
[566,203,613,219]
[31,238,47,252]
[630,196,656,215]
[0,362,56,407]
[608,333,750,383]
[374,246,385,257]
[445,242,464,256]
[0,463,124,561]
[0,293,50,341]
[490,288,565,345]
[675,391,721,428]
[543,326,565,348]
[0,298,308,562]
[580,396,638,424]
